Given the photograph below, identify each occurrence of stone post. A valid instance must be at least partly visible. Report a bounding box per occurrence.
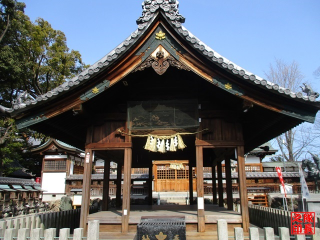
[234,227,244,240]
[88,220,99,240]
[217,219,228,240]
[17,228,30,240]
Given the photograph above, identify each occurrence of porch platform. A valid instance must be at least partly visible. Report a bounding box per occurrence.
[87,204,242,233]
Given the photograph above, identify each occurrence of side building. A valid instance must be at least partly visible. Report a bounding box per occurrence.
[31,139,85,201]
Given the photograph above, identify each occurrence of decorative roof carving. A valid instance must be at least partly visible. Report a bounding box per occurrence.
[134,50,190,75]
[137,0,185,25]
[300,83,319,99]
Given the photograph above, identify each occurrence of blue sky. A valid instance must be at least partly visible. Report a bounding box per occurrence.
[24,0,320,90]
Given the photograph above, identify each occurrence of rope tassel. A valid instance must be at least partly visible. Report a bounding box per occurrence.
[144,135,151,151]
[177,134,186,150]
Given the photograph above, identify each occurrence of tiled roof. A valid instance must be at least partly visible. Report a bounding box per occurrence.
[262,162,301,167]
[0,177,41,186]
[7,0,318,114]
[31,138,84,153]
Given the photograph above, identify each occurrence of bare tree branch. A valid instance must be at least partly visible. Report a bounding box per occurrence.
[267,59,318,162]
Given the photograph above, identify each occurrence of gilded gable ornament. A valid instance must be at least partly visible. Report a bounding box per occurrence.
[225,83,232,90]
[156,31,166,40]
[92,87,99,94]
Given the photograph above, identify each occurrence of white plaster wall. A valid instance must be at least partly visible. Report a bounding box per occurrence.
[245,156,260,163]
[42,193,65,202]
[95,159,104,166]
[42,172,66,194]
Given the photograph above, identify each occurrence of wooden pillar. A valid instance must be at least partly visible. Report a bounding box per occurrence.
[237,146,249,232]
[217,161,223,207]
[102,159,110,211]
[211,164,217,204]
[189,164,194,205]
[153,162,158,192]
[79,150,93,229]
[66,158,71,176]
[116,161,123,208]
[121,148,132,233]
[196,146,205,232]
[225,157,233,210]
[148,163,153,205]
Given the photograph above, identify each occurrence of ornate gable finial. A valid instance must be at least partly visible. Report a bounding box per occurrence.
[137,0,185,25]
[134,46,190,75]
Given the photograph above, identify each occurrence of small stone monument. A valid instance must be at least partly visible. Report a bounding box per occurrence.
[60,195,73,211]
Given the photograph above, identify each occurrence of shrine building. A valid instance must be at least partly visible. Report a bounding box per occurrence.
[6,0,320,233]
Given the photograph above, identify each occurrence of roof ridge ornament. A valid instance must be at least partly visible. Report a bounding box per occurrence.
[137,0,185,25]
[300,83,319,100]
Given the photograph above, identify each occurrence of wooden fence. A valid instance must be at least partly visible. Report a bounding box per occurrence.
[1,219,319,240]
[0,205,98,237]
[249,205,291,235]
[249,205,320,237]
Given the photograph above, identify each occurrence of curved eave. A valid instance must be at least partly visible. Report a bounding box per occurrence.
[31,139,83,154]
[10,7,320,128]
[169,21,319,103]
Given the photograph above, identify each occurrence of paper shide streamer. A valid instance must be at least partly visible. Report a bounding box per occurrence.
[144,134,186,153]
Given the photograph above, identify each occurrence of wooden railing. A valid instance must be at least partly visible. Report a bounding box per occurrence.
[249,205,292,236]
[249,205,320,231]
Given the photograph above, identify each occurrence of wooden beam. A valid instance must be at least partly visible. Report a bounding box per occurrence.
[211,164,217,204]
[121,148,132,233]
[102,159,110,211]
[196,146,205,232]
[189,164,194,205]
[196,139,244,147]
[85,142,132,149]
[225,157,233,210]
[217,161,224,207]
[153,161,158,192]
[237,146,249,232]
[116,161,123,208]
[79,150,93,230]
[148,163,153,205]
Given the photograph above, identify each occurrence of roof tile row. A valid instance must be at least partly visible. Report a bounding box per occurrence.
[8,0,317,113]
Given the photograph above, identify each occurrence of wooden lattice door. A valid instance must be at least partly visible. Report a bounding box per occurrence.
[154,160,192,192]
